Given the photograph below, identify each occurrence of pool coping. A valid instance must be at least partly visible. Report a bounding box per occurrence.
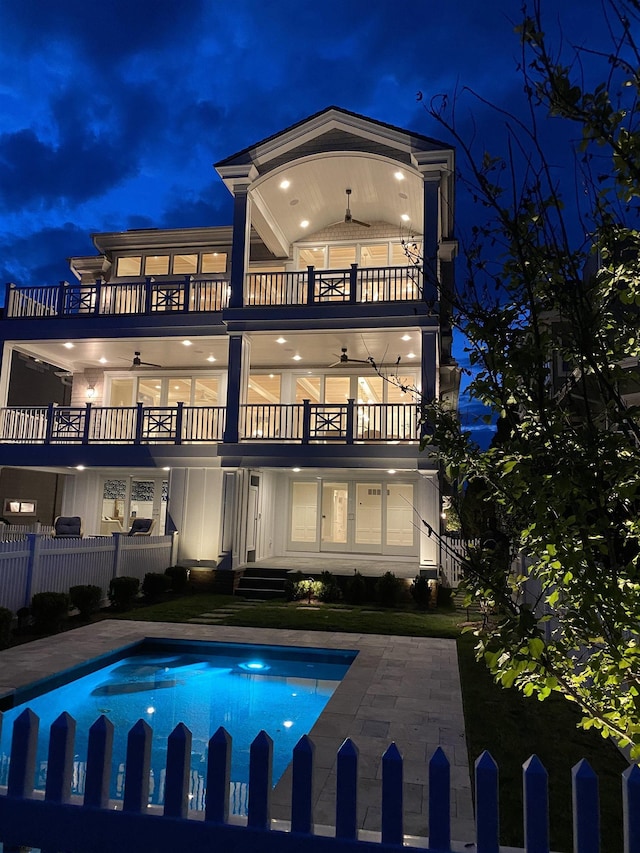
[0,621,474,841]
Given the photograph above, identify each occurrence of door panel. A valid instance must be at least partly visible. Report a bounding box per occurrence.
[355,483,381,550]
[321,482,348,550]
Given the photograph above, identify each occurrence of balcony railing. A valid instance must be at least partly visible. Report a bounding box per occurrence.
[4,276,230,319]
[4,265,423,319]
[0,402,419,445]
[245,264,422,306]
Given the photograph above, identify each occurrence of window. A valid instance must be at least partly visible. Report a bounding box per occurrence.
[116,256,141,277]
[144,256,170,276]
[328,245,356,268]
[247,374,281,404]
[360,245,388,267]
[202,253,227,273]
[298,247,325,269]
[173,254,198,274]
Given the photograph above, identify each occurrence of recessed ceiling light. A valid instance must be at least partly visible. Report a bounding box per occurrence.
[292,354,302,361]
[279,179,290,189]
[163,467,170,471]
[276,337,286,344]
[63,342,74,349]
[300,220,309,228]
[407,352,416,359]
[401,214,410,222]
[293,467,301,473]
[155,385,161,389]
[76,465,85,471]
[402,334,411,341]
[394,171,404,180]
[99,357,107,364]
[207,355,216,362]
[388,469,396,474]
[182,340,192,346]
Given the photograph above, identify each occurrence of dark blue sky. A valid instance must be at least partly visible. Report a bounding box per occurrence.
[0,0,618,443]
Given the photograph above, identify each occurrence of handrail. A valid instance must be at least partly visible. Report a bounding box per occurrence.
[0,403,418,445]
[5,265,423,318]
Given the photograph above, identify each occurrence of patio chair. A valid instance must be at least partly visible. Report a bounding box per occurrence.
[53,516,82,538]
[127,517,155,536]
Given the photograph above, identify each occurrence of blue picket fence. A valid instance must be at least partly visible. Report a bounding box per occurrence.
[0,708,639,853]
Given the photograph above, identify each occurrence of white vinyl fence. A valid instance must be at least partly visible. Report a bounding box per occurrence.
[0,533,177,613]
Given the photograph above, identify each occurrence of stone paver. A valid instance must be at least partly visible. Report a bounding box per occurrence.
[0,621,475,844]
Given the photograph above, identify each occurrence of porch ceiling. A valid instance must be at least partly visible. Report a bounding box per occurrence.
[10,329,424,374]
[250,155,424,253]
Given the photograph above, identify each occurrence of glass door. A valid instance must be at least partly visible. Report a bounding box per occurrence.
[100,476,167,535]
[320,482,348,551]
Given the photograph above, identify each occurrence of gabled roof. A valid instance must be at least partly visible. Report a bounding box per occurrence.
[215,105,452,171]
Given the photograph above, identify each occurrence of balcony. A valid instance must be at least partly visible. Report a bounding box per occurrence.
[0,402,419,445]
[4,265,423,319]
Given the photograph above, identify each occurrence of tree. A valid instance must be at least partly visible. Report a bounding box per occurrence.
[421,0,640,755]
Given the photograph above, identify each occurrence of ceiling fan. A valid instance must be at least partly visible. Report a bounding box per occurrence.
[328,347,372,368]
[336,188,370,228]
[129,351,162,369]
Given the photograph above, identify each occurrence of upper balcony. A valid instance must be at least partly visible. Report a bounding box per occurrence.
[3,264,423,320]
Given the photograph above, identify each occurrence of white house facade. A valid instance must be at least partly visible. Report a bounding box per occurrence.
[0,107,459,576]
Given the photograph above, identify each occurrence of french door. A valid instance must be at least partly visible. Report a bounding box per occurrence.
[289,479,416,555]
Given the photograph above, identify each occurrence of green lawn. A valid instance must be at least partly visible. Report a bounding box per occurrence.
[110,593,627,852]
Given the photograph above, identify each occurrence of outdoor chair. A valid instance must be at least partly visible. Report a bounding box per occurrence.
[53,516,82,538]
[127,517,155,536]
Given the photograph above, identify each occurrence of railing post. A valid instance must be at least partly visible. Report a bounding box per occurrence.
[23,532,41,607]
[144,276,153,314]
[346,398,355,445]
[183,275,192,312]
[58,280,68,314]
[82,402,92,444]
[94,277,102,315]
[44,402,55,444]
[302,399,311,444]
[175,401,184,445]
[5,282,15,316]
[134,402,144,444]
[350,263,358,302]
[306,265,315,304]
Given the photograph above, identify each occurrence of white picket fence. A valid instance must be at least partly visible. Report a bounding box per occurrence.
[0,533,177,612]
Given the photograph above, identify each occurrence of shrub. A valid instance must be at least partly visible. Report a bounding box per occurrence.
[317,570,343,603]
[410,575,431,611]
[164,565,189,593]
[284,570,305,601]
[345,570,367,605]
[30,591,70,633]
[142,572,171,601]
[437,583,455,609]
[375,571,402,608]
[109,576,140,611]
[69,585,103,620]
[0,606,13,648]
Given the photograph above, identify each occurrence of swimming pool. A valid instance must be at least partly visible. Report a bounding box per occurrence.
[0,638,357,813]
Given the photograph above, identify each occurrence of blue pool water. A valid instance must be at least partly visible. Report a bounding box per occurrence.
[0,639,356,812]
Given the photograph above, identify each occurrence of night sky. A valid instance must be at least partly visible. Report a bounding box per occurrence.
[0,0,617,442]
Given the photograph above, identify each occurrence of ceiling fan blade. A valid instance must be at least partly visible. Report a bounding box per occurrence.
[351,218,371,228]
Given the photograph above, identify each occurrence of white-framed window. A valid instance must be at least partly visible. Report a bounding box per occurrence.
[104,373,224,407]
[294,240,421,271]
[113,251,228,279]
